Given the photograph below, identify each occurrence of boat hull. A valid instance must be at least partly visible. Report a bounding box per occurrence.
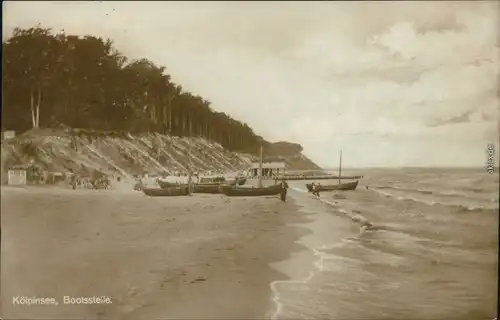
[157,181,234,194]
[143,186,190,197]
[192,183,222,194]
[157,179,183,189]
[306,180,358,192]
[221,184,283,197]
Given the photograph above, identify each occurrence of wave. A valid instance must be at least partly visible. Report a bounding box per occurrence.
[371,188,498,213]
[462,186,493,193]
[313,197,373,226]
[270,192,376,319]
[272,185,497,320]
[269,242,339,319]
[331,226,487,268]
[375,185,475,198]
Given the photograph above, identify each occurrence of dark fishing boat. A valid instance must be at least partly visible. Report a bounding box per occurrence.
[158,175,223,193]
[221,146,284,197]
[198,175,240,186]
[307,149,359,192]
[198,175,226,184]
[306,180,358,192]
[237,177,247,185]
[192,183,222,194]
[143,186,190,197]
[157,179,183,189]
[157,176,230,193]
[220,184,282,197]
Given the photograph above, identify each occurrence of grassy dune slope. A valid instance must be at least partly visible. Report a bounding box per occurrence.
[1,129,319,182]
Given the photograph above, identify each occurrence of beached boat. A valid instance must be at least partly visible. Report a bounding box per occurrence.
[157,176,232,193]
[197,175,241,186]
[156,179,183,189]
[237,177,247,185]
[143,186,190,197]
[158,179,223,194]
[192,183,222,194]
[220,184,282,197]
[306,180,358,192]
[198,175,226,184]
[285,175,363,181]
[221,146,284,197]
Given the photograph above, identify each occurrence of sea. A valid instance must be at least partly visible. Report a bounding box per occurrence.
[270,168,499,320]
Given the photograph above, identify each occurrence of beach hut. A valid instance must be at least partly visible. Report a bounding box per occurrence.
[248,161,286,180]
[48,172,65,184]
[1,130,16,141]
[8,165,27,185]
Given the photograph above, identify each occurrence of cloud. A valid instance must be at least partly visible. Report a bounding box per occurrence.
[2,1,499,167]
[426,110,475,127]
[426,99,499,127]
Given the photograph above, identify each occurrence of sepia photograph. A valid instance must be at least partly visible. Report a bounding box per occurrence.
[1,1,499,319]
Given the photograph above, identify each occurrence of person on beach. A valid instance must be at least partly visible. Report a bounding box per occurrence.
[70,173,77,189]
[187,174,193,195]
[312,183,320,197]
[280,179,289,202]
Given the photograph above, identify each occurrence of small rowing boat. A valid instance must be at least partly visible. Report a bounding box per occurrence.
[143,186,190,197]
[306,180,358,192]
[192,183,222,194]
[220,184,282,197]
[237,177,247,185]
[307,149,359,192]
[156,179,182,189]
[157,180,224,194]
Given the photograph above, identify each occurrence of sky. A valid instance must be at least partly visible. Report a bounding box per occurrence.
[3,1,499,168]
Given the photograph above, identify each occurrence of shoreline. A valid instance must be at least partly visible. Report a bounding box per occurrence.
[1,187,313,319]
[267,189,365,319]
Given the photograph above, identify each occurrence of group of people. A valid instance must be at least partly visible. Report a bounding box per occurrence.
[278,180,324,202]
[70,174,112,190]
[310,182,321,197]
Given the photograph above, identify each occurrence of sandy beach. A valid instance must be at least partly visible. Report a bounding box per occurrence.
[1,187,311,319]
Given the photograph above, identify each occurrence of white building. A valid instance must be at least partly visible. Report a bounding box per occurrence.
[247,161,286,179]
[1,130,15,141]
[8,165,27,185]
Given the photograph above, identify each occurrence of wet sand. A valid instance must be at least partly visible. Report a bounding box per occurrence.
[1,187,311,319]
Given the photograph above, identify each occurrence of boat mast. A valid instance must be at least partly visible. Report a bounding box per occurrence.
[258,145,263,188]
[338,149,342,184]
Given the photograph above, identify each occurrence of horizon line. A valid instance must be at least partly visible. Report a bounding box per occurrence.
[314,165,500,170]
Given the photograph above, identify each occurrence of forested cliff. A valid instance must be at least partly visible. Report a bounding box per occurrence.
[1,26,320,175]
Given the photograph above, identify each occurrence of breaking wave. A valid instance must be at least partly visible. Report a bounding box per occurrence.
[371,187,498,213]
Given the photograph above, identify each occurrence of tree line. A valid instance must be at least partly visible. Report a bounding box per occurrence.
[2,25,270,153]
